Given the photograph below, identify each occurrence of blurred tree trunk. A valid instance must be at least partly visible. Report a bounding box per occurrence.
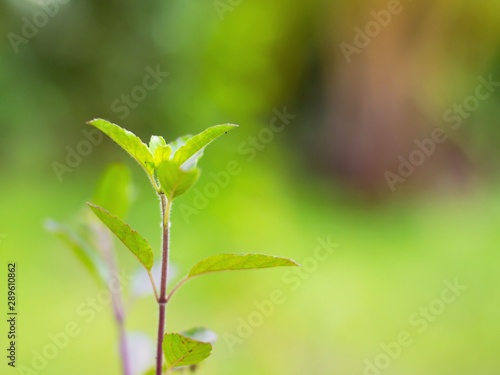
[314,0,481,195]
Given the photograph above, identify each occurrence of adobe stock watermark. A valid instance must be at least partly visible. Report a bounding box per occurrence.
[52,128,103,182]
[213,0,243,20]
[223,236,340,353]
[361,278,466,375]
[385,74,500,191]
[110,65,169,120]
[7,0,70,54]
[17,268,132,375]
[340,0,410,63]
[178,106,296,224]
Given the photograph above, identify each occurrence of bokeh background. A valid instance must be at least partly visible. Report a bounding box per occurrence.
[1,0,500,374]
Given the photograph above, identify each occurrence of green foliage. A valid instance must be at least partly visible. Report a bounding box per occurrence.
[153,125,236,198]
[163,254,299,305]
[153,145,173,168]
[163,333,212,371]
[88,119,155,178]
[157,160,201,198]
[88,119,237,199]
[149,135,173,168]
[149,135,168,154]
[87,203,154,271]
[172,124,237,166]
[52,120,299,374]
[46,164,136,288]
[188,253,299,278]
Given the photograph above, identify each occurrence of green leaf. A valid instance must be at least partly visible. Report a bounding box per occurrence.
[149,135,167,154]
[149,135,172,167]
[45,220,107,284]
[188,253,299,278]
[157,160,200,198]
[88,119,155,177]
[166,254,299,303]
[173,124,237,167]
[163,333,212,371]
[153,145,172,167]
[92,164,133,219]
[87,203,154,271]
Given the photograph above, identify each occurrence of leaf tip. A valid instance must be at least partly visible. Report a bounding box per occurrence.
[224,123,239,129]
[87,118,101,126]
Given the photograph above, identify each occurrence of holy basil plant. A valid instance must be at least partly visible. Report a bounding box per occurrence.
[80,119,299,375]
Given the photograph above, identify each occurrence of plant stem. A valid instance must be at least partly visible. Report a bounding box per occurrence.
[156,193,172,375]
[165,276,189,304]
[147,270,160,302]
[92,222,131,375]
[113,294,131,375]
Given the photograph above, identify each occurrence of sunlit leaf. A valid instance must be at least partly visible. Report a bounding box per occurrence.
[149,135,173,167]
[163,333,212,371]
[149,135,167,154]
[188,253,299,278]
[87,203,154,270]
[173,124,237,167]
[153,145,172,167]
[92,164,133,219]
[88,119,155,177]
[157,160,200,198]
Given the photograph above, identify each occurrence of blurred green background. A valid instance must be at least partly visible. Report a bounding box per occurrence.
[1,0,500,374]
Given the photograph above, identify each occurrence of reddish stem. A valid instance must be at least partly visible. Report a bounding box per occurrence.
[156,194,171,375]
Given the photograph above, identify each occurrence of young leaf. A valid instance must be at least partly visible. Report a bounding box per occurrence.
[88,119,155,177]
[163,333,212,371]
[179,149,204,172]
[45,220,107,285]
[172,124,237,167]
[92,164,133,219]
[188,253,299,278]
[153,145,172,167]
[87,203,154,271]
[149,135,167,154]
[157,160,200,198]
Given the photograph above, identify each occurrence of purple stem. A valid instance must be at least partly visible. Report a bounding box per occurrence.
[112,288,132,375]
[156,194,171,375]
[94,222,132,375]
